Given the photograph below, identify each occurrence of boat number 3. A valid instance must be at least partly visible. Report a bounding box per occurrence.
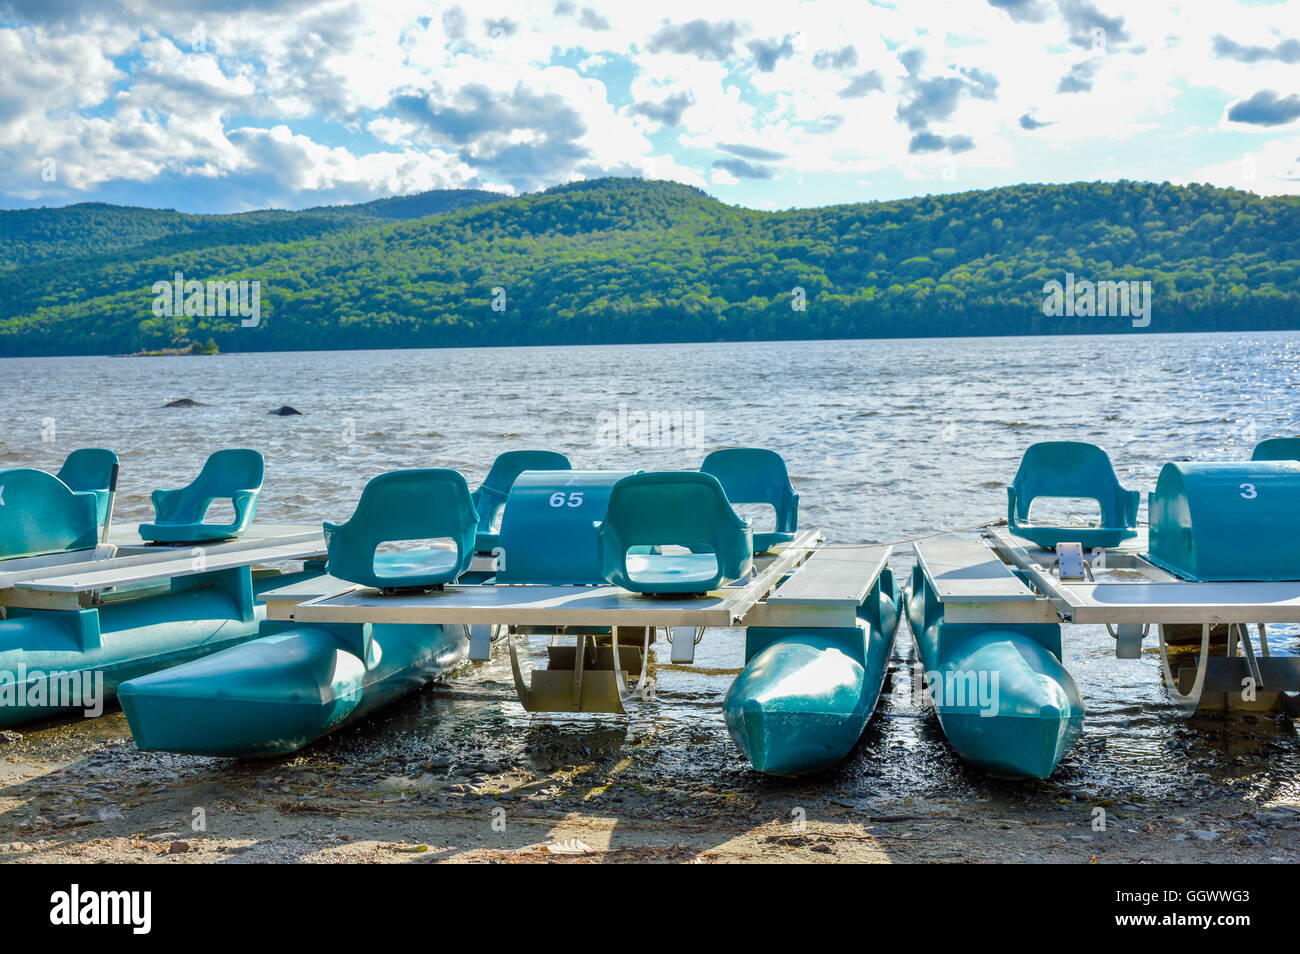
[1240,483,1257,500]
[549,491,584,508]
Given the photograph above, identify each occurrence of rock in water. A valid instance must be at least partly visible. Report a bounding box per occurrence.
[269,406,303,416]
[163,398,203,408]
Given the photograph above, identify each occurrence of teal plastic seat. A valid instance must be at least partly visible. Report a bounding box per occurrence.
[596,472,753,594]
[472,450,571,553]
[1252,437,1300,462]
[325,469,477,592]
[700,448,799,553]
[1007,441,1139,549]
[138,449,264,544]
[0,468,99,560]
[56,448,119,539]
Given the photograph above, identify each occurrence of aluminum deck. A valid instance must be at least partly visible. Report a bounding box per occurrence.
[0,523,327,610]
[261,531,888,632]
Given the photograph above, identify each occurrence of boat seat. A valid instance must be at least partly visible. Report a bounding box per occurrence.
[0,468,100,560]
[138,449,264,544]
[700,447,799,553]
[1007,441,1139,549]
[596,472,753,594]
[325,468,476,592]
[472,450,571,554]
[56,448,119,538]
[1252,437,1300,462]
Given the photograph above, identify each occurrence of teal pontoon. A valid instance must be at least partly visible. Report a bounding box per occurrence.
[725,552,898,775]
[0,454,325,727]
[906,438,1300,778]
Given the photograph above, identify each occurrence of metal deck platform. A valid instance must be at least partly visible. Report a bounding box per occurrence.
[258,529,894,715]
[265,530,834,629]
[0,523,326,610]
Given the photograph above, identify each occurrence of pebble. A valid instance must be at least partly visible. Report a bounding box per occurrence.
[168,841,190,854]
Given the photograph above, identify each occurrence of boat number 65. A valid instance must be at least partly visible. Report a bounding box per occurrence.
[549,491,584,508]
[1240,483,1257,500]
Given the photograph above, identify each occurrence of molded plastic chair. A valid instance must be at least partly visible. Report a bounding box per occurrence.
[700,448,799,553]
[1007,441,1139,549]
[1252,437,1300,462]
[472,450,571,553]
[596,472,753,594]
[56,448,119,540]
[138,449,264,544]
[0,468,99,560]
[325,469,477,592]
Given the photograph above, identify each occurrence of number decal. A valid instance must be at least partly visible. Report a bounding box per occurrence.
[1240,483,1257,500]
[549,491,584,508]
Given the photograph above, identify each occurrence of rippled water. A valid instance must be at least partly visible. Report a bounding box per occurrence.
[3,332,1300,802]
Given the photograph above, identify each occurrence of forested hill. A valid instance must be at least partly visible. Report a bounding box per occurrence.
[1,177,1298,357]
[0,189,502,269]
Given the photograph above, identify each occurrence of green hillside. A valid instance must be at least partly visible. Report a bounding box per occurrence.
[0,189,501,269]
[1,178,1297,356]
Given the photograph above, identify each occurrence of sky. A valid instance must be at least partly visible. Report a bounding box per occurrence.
[1,0,1298,213]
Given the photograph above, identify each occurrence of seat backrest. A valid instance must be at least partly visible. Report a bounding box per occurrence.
[479,450,571,497]
[1252,437,1300,463]
[1009,441,1128,522]
[56,448,119,494]
[195,449,265,494]
[700,448,796,530]
[603,472,746,549]
[473,450,571,530]
[0,468,99,560]
[326,469,477,587]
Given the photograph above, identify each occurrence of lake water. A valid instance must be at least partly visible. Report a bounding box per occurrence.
[3,331,1300,804]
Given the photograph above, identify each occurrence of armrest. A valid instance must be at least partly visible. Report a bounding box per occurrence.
[782,492,800,532]
[1122,488,1141,528]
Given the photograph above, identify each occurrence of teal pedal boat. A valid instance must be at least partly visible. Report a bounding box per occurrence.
[0,459,326,727]
[724,554,899,776]
[120,468,482,757]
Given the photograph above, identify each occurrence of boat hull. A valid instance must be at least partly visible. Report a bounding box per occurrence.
[0,567,317,727]
[906,565,1083,779]
[724,570,899,776]
[119,621,469,757]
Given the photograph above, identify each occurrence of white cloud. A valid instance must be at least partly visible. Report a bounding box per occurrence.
[3,0,1300,208]
[1183,137,1300,195]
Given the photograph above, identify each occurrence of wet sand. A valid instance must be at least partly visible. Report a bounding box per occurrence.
[3,631,1299,864]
